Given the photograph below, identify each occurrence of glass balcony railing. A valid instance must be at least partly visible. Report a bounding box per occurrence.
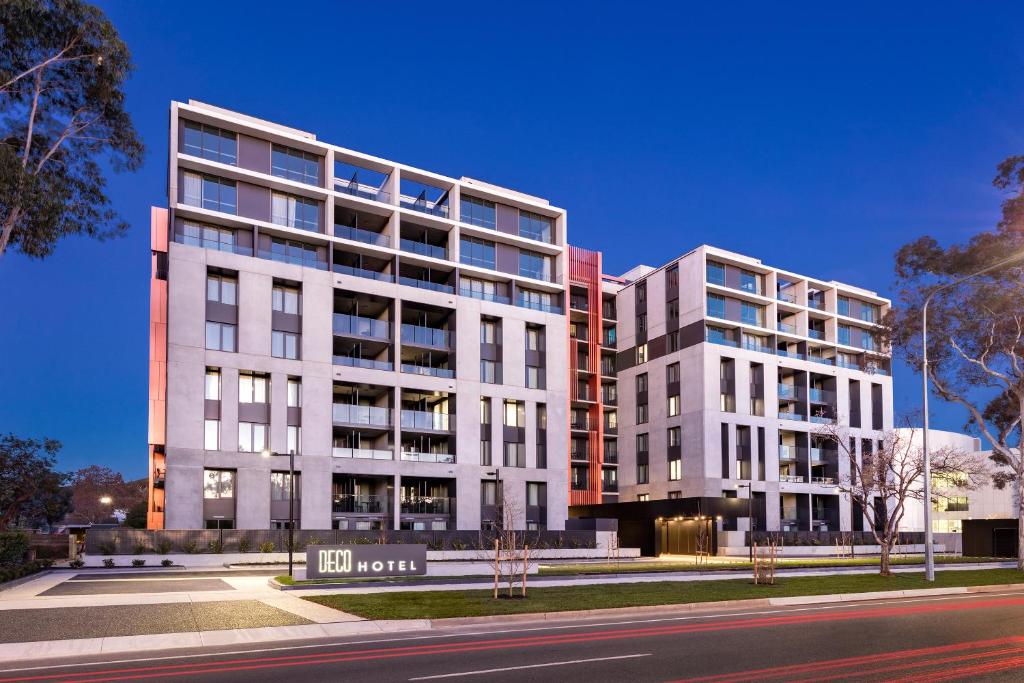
[401,324,451,349]
[836,359,861,371]
[807,299,826,311]
[808,329,825,340]
[331,448,393,461]
[810,447,827,463]
[777,321,798,334]
[809,388,835,402]
[334,224,390,247]
[516,296,563,314]
[777,291,797,304]
[777,349,806,360]
[400,451,455,464]
[333,263,394,282]
[332,404,392,427]
[811,476,836,485]
[400,239,448,260]
[400,497,452,515]
[400,364,455,379]
[809,415,836,424]
[778,384,800,399]
[335,178,392,204]
[332,493,388,512]
[400,196,449,218]
[400,409,452,431]
[569,297,589,311]
[333,313,391,340]
[779,411,806,421]
[778,445,798,461]
[332,355,393,371]
[809,356,836,366]
[779,474,805,483]
[459,287,511,305]
[398,276,455,294]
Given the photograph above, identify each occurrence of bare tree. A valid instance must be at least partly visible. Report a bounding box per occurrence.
[816,426,985,575]
[477,494,536,598]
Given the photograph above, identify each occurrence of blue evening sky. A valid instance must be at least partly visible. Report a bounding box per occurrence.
[1,2,1022,477]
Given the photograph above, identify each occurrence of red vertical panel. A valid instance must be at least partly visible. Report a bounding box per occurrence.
[568,246,605,506]
[148,207,169,529]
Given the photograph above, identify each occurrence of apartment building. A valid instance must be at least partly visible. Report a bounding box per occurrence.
[147,101,569,532]
[567,247,623,505]
[612,245,894,534]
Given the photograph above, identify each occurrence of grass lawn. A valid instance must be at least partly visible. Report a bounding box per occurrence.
[538,555,1006,576]
[304,568,1024,620]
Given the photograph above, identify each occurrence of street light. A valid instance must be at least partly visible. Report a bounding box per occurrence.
[99,496,112,506]
[485,469,501,525]
[736,483,754,562]
[921,249,1024,581]
[261,448,296,578]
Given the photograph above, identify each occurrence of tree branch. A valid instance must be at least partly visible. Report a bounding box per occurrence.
[0,37,79,94]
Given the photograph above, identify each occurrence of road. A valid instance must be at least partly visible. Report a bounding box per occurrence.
[2,590,1024,681]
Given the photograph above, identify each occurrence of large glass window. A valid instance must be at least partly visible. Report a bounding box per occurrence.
[238,372,268,403]
[205,369,221,400]
[503,442,525,468]
[460,236,496,269]
[206,273,237,305]
[204,419,219,450]
[739,269,761,294]
[264,237,324,269]
[668,426,681,447]
[838,324,851,346]
[636,433,649,452]
[287,378,302,407]
[837,296,850,317]
[238,422,267,452]
[526,325,544,352]
[272,193,320,232]
[861,303,880,323]
[183,121,237,165]
[205,322,236,352]
[668,395,680,416]
[272,330,300,359]
[183,172,236,214]
[203,469,234,498]
[519,210,552,242]
[636,463,649,485]
[706,260,726,285]
[271,144,320,184]
[669,458,682,481]
[741,301,762,326]
[460,195,496,228]
[503,399,525,427]
[271,472,300,500]
[707,293,726,319]
[177,221,241,253]
[272,285,301,315]
[519,250,552,281]
[287,425,301,454]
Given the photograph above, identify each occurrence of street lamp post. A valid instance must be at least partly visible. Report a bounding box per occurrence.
[920,250,1024,582]
[736,483,753,562]
[262,449,296,578]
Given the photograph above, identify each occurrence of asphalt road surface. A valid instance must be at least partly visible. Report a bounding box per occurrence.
[4,590,1024,682]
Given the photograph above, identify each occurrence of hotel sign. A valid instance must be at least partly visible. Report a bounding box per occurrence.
[306,544,428,580]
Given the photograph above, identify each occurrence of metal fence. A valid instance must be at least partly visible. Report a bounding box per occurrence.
[85,528,599,555]
[749,531,928,547]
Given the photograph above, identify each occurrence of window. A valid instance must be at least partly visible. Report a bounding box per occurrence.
[636,433,649,453]
[669,458,682,481]
[637,403,648,424]
[706,261,726,285]
[838,324,851,346]
[519,250,552,281]
[667,363,680,383]
[204,419,219,450]
[935,496,969,513]
[272,193,319,231]
[183,172,236,213]
[526,325,544,351]
[666,300,679,320]
[203,469,234,498]
[460,236,496,269]
[571,466,589,491]
[837,296,850,317]
[272,330,300,359]
[504,399,525,427]
[637,283,646,304]
[526,366,544,389]
[667,265,679,290]
[741,301,762,326]
[183,121,237,164]
[503,442,525,468]
[636,344,648,364]
[205,369,221,400]
[519,210,552,242]
[270,472,300,501]
[239,372,268,403]
[667,331,678,352]
[207,273,237,305]
[527,482,546,508]
[480,440,492,466]
[287,378,301,408]
[205,322,236,352]
[480,359,497,383]
[740,269,761,294]
[636,463,649,485]
[460,195,496,228]
[707,293,726,318]
[668,395,680,416]
[518,288,556,312]
[461,277,499,301]
[668,426,681,447]
[480,397,491,424]
[861,333,876,351]
[636,373,648,393]
[668,491,682,500]
[272,285,301,315]
[720,393,735,412]
[536,403,547,431]
[287,425,301,454]
[480,319,498,344]
[177,221,241,253]
[271,144,320,184]
[238,422,268,453]
[637,493,650,502]
[861,303,880,323]
[637,314,647,332]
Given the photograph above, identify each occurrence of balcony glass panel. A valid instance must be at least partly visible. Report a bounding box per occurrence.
[398,276,454,294]
[332,404,392,427]
[706,261,725,286]
[333,263,394,282]
[334,223,390,247]
[333,314,390,340]
[332,356,393,371]
[332,494,388,511]
[401,324,451,349]
[400,364,454,378]
[400,410,451,431]
[400,497,452,514]
[335,177,391,204]
[401,239,447,260]
[401,451,456,464]
[331,448,393,461]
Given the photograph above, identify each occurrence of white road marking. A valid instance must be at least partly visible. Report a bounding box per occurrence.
[408,653,652,680]
[1,589,1022,673]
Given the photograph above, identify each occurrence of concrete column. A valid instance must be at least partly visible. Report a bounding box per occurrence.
[393,473,402,531]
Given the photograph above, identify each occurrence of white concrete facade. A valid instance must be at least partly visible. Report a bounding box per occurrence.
[157,101,569,531]
[613,245,895,534]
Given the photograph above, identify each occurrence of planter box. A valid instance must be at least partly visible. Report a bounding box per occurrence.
[717,543,946,557]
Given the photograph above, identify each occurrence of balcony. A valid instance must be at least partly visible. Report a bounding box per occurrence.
[570,415,590,431]
[400,363,454,379]
[398,276,455,294]
[333,263,394,283]
[400,409,452,432]
[401,324,451,350]
[810,447,827,464]
[780,474,805,483]
[811,476,836,485]
[600,362,616,377]
[400,195,449,218]
[334,223,390,248]
[808,356,836,367]
[332,494,387,513]
[809,388,835,403]
[570,449,589,462]
[779,411,806,422]
[808,299,826,311]
[777,291,797,304]
[153,468,166,488]
[401,497,452,515]
[400,238,448,260]
[332,447,393,460]
[778,384,801,400]
[401,451,456,464]
[811,519,831,531]
[459,287,510,305]
[332,404,391,427]
[516,294,563,315]
[777,321,798,334]
[809,414,836,425]
[569,296,589,312]
[777,349,806,361]
[778,445,799,462]
[807,329,825,340]
[333,314,391,341]
[333,355,394,372]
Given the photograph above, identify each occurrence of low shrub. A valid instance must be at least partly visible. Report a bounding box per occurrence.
[182,541,198,554]
[0,531,31,566]
[238,537,252,553]
[426,538,445,551]
[131,559,146,567]
[155,540,173,555]
[307,537,324,546]
[0,559,53,584]
[97,542,116,555]
[132,543,149,555]
[208,539,223,554]
[69,559,85,569]
[102,558,115,568]
[450,539,468,551]
[161,559,173,567]
[258,541,275,553]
